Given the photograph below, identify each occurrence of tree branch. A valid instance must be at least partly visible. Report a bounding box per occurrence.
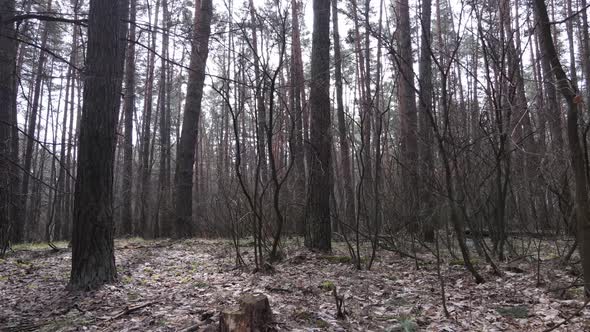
[4,14,88,26]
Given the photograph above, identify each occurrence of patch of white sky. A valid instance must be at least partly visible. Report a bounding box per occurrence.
[204,0,573,131]
[21,0,583,148]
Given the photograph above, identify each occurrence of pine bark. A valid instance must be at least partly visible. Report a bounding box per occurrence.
[174,0,213,238]
[21,0,52,241]
[332,0,355,231]
[533,0,590,298]
[248,0,268,184]
[581,0,590,106]
[306,0,332,251]
[158,0,172,237]
[121,0,137,236]
[0,0,17,255]
[537,24,563,151]
[139,0,160,238]
[418,0,434,242]
[63,11,80,241]
[290,0,306,234]
[69,0,127,290]
[53,63,72,241]
[397,0,418,228]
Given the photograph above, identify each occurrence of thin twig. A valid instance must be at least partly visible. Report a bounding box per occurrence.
[542,299,589,332]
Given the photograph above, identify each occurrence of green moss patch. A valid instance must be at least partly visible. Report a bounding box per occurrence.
[292,309,329,328]
[496,305,529,319]
[12,241,68,251]
[319,280,336,291]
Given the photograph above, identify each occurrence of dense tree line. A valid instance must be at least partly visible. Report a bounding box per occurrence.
[0,0,589,294]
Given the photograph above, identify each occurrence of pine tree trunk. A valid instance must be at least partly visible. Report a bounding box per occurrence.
[418,0,434,242]
[290,0,306,235]
[538,28,563,151]
[533,0,590,298]
[248,0,268,184]
[139,0,159,238]
[158,0,172,237]
[21,0,52,241]
[174,0,213,238]
[362,0,374,229]
[581,0,590,108]
[69,0,127,290]
[306,0,332,251]
[332,0,355,234]
[53,63,71,241]
[0,0,17,255]
[397,0,419,230]
[63,13,80,241]
[121,0,137,237]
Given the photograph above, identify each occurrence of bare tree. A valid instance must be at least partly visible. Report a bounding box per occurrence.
[139,0,160,239]
[21,0,53,241]
[532,0,590,297]
[332,0,355,233]
[397,0,419,232]
[417,0,434,242]
[121,0,137,237]
[289,0,307,235]
[157,0,172,237]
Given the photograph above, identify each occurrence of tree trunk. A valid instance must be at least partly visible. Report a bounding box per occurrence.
[290,0,306,235]
[158,0,172,237]
[33,70,53,240]
[21,0,52,241]
[418,0,435,242]
[581,0,590,106]
[397,0,419,230]
[248,0,268,185]
[139,0,160,238]
[69,0,127,290]
[174,0,213,238]
[332,0,355,231]
[305,0,332,251]
[63,9,81,241]
[0,0,17,255]
[53,63,72,241]
[533,0,590,298]
[537,25,563,151]
[361,0,374,230]
[121,0,137,237]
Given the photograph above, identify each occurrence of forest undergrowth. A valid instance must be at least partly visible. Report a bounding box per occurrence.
[1,238,589,331]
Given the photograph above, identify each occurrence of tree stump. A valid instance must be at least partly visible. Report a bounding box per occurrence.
[219,294,272,332]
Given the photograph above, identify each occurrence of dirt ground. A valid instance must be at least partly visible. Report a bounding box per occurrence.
[0,238,588,331]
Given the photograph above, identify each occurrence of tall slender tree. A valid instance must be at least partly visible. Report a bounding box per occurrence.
[158,0,172,237]
[21,0,53,241]
[418,0,434,242]
[397,0,418,229]
[533,0,590,298]
[248,0,268,184]
[306,0,332,251]
[0,0,17,255]
[174,0,213,238]
[332,0,355,231]
[121,0,137,236]
[139,0,160,238]
[69,0,127,290]
[290,0,306,234]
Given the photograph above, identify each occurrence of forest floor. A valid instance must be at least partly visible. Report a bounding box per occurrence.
[0,237,589,331]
